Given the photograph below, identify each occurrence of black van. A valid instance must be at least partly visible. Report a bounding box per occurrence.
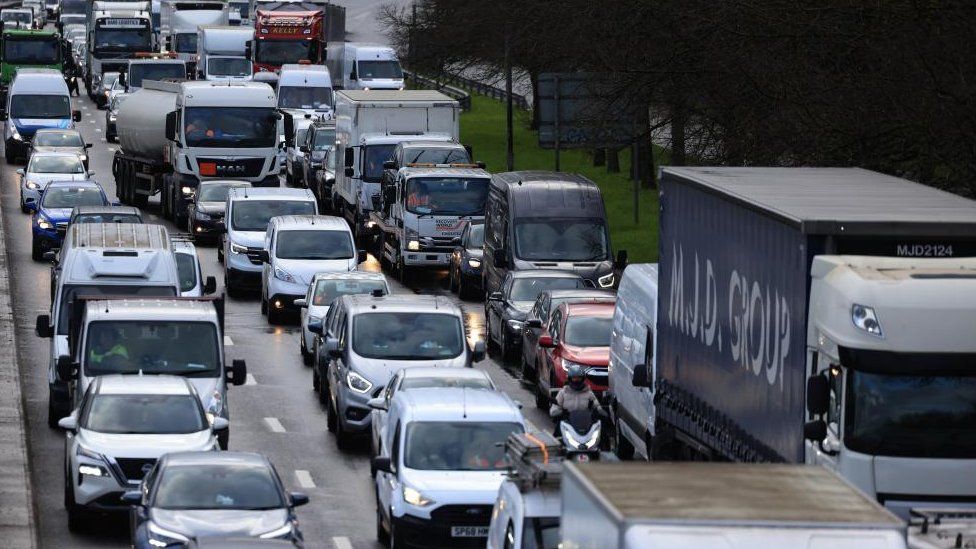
[482,171,625,294]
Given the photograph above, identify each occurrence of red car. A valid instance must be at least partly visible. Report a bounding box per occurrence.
[534,301,615,409]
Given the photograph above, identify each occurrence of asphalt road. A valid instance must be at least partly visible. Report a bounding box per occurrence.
[2,67,553,549]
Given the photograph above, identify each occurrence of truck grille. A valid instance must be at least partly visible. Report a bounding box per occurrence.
[430,504,493,526]
[419,236,457,253]
[115,458,156,482]
[197,157,266,178]
[245,246,265,265]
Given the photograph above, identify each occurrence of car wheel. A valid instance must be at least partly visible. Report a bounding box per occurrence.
[325,387,337,433]
[312,367,320,392]
[485,315,500,357]
[335,406,352,450]
[521,356,535,383]
[217,245,224,264]
[31,237,44,261]
[260,295,268,315]
[376,496,390,546]
[389,514,403,548]
[301,336,312,366]
[500,331,515,363]
[535,382,549,410]
[449,265,459,292]
[64,474,84,532]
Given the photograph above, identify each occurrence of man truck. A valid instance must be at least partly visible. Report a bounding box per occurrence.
[84,1,153,95]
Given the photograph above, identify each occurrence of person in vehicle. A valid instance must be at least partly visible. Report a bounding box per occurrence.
[463,429,506,469]
[88,329,129,367]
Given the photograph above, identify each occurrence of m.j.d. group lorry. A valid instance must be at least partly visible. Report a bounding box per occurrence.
[644,167,976,518]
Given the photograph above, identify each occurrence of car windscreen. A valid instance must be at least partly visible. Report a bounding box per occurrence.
[405,177,488,216]
[175,252,198,292]
[72,213,142,224]
[29,155,84,174]
[357,60,402,79]
[310,278,386,305]
[514,217,610,262]
[401,147,470,166]
[467,224,484,247]
[510,277,585,302]
[83,321,220,377]
[404,421,522,471]
[563,314,613,347]
[33,131,84,148]
[128,63,186,88]
[231,200,316,231]
[3,38,60,64]
[352,312,463,360]
[183,107,278,148]
[154,464,284,510]
[56,285,176,335]
[83,394,206,434]
[40,186,105,208]
[400,376,493,390]
[198,183,245,202]
[275,230,353,260]
[278,85,333,110]
[208,57,251,77]
[10,94,70,119]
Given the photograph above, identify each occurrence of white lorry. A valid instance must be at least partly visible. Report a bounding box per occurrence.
[325,42,403,91]
[196,25,252,81]
[113,80,284,227]
[333,90,459,240]
[84,1,153,94]
[159,0,229,75]
[560,462,907,549]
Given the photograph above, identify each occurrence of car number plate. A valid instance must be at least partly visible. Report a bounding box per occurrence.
[451,526,489,538]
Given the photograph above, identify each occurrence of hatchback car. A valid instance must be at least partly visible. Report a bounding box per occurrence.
[123,452,308,548]
[18,151,90,212]
[534,301,615,409]
[58,375,225,531]
[485,270,588,362]
[296,270,389,365]
[187,180,252,241]
[28,128,90,169]
[32,179,110,259]
[448,220,484,300]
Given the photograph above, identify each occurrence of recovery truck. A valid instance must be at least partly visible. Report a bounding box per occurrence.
[159,0,228,75]
[113,79,285,225]
[84,1,153,95]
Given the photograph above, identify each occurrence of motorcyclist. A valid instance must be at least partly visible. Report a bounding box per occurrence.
[550,364,599,419]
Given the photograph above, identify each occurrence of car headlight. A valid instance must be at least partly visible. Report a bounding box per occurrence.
[26,181,40,190]
[195,210,211,220]
[147,521,190,546]
[181,186,194,197]
[274,266,295,283]
[467,258,481,268]
[258,522,295,539]
[561,358,586,373]
[36,217,53,230]
[346,371,372,394]
[598,272,615,288]
[407,240,420,251]
[403,485,435,507]
[78,463,108,477]
[76,445,109,476]
[79,154,87,162]
[230,242,248,254]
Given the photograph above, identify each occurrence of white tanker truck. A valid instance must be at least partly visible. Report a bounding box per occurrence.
[113,79,288,226]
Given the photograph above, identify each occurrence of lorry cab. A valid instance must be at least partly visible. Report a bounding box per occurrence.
[373,387,525,547]
[35,223,182,427]
[159,0,228,74]
[483,171,623,295]
[2,68,80,163]
[121,56,186,92]
[277,63,334,119]
[196,26,254,81]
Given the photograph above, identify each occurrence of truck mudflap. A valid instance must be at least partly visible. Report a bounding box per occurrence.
[654,379,786,463]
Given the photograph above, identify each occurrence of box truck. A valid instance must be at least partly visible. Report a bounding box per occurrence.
[560,462,906,549]
[159,0,229,74]
[332,90,459,240]
[326,41,403,91]
[647,167,976,518]
[196,25,252,81]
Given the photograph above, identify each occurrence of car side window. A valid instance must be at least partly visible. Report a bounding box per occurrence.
[384,375,397,405]
[337,313,347,352]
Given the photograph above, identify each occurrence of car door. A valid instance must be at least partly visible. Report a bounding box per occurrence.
[262,225,275,299]
[327,312,349,405]
[539,308,563,389]
[371,371,400,453]
[376,421,401,521]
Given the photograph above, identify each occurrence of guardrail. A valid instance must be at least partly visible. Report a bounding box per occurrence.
[403,70,471,110]
[404,69,532,111]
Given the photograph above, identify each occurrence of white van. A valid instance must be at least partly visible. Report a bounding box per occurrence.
[277,63,334,119]
[607,263,658,460]
[2,69,81,163]
[325,42,404,91]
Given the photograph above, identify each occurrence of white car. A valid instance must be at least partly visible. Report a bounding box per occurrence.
[57,375,226,531]
[259,214,363,325]
[373,387,525,547]
[366,366,496,458]
[172,238,217,297]
[18,151,90,213]
[296,270,390,365]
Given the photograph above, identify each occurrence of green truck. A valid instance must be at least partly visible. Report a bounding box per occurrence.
[0,28,63,91]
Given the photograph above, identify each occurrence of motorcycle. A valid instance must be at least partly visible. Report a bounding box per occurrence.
[558,409,603,462]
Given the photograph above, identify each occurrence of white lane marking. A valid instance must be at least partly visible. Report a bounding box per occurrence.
[264,417,286,433]
[224,335,234,346]
[332,537,353,549]
[295,470,315,489]
[94,128,102,132]
[107,147,116,152]
[245,373,257,385]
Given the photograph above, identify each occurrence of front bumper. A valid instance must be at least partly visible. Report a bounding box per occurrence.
[5,137,28,160]
[267,293,303,313]
[226,266,262,290]
[190,214,224,236]
[32,225,61,247]
[393,506,492,549]
[402,250,451,267]
[336,382,377,433]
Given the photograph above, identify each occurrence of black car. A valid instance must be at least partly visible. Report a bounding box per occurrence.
[298,123,335,198]
[105,94,127,143]
[187,180,252,242]
[124,452,308,548]
[448,220,484,300]
[485,269,587,362]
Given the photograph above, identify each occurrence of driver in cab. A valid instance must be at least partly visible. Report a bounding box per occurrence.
[88,329,129,368]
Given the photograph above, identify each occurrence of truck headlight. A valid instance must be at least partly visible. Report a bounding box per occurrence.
[230,242,248,254]
[598,272,615,288]
[181,186,194,197]
[851,304,883,337]
[346,371,372,394]
[407,240,420,251]
[467,258,481,268]
[403,485,435,507]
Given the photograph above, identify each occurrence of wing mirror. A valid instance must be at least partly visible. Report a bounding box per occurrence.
[203,276,217,295]
[211,416,229,431]
[72,110,81,122]
[806,373,829,416]
[307,318,323,335]
[382,160,395,170]
[324,337,340,357]
[631,363,649,388]
[371,456,391,474]
[357,249,367,263]
[538,335,555,348]
[56,355,77,380]
[471,340,486,363]
[289,492,309,507]
[804,419,827,442]
[487,291,503,302]
[344,166,354,177]
[35,314,52,338]
[57,415,77,431]
[15,168,23,175]
[525,319,542,329]
[294,298,307,308]
[120,491,142,506]
[227,359,247,386]
[616,249,628,267]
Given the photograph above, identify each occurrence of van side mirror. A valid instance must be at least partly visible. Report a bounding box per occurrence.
[492,249,508,269]
[464,144,473,159]
[211,416,229,431]
[203,276,217,295]
[344,167,354,177]
[56,355,76,380]
[344,147,354,168]
[349,69,357,81]
[383,160,395,169]
[165,110,178,141]
[538,335,555,348]
[84,143,92,149]
[371,456,391,474]
[357,249,367,263]
[228,359,247,386]
[35,314,52,338]
[631,363,649,388]
[616,249,628,267]
[471,340,486,363]
[120,491,142,506]
[806,373,829,416]
[15,168,24,176]
[324,337,340,357]
[307,319,322,335]
[72,110,81,122]
[282,115,295,145]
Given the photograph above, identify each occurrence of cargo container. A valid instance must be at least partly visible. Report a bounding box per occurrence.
[653,167,976,518]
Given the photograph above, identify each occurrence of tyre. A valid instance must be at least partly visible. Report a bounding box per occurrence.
[325,388,337,433]
[376,499,390,546]
[64,475,84,532]
[612,419,635,460]
[260,297,268,315]
[31,237,44,261]
[500,331,514,363]
[389,514,403,548]
[458,274,474,300]
[485,316,500,357]
[449,265,459,293]
[133,192,148,208]
[301,336,312,366]
[267,304,282,325]
[335,411,352,450]
[520,356,535,383]
[20,201,28,214]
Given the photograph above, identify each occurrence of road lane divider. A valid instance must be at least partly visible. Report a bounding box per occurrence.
[263,417,286,433]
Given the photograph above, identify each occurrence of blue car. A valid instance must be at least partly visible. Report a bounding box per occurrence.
[31,180,111,260]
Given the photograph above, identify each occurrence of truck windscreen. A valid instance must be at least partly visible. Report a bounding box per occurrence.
[254,39,315,66]
[56,285,177,335]
[128,63,186,87]
[278,85,332,110]
[208,57,251,77]
[173,33,197,53]
[3,38,60,64]
[357,60,402,80]
[1,12,32,24]
[514,218,610,262]
[94,27,152,51]
[405,177,488,216]
[9,94,69,118]
[84,320,220,377]
[183,107,277,148]
[59,0,86,14]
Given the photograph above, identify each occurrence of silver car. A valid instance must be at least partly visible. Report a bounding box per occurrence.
[18,151,90,213]
[29,128,90,169]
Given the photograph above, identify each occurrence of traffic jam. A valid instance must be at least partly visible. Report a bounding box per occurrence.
[2,0,976,548]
